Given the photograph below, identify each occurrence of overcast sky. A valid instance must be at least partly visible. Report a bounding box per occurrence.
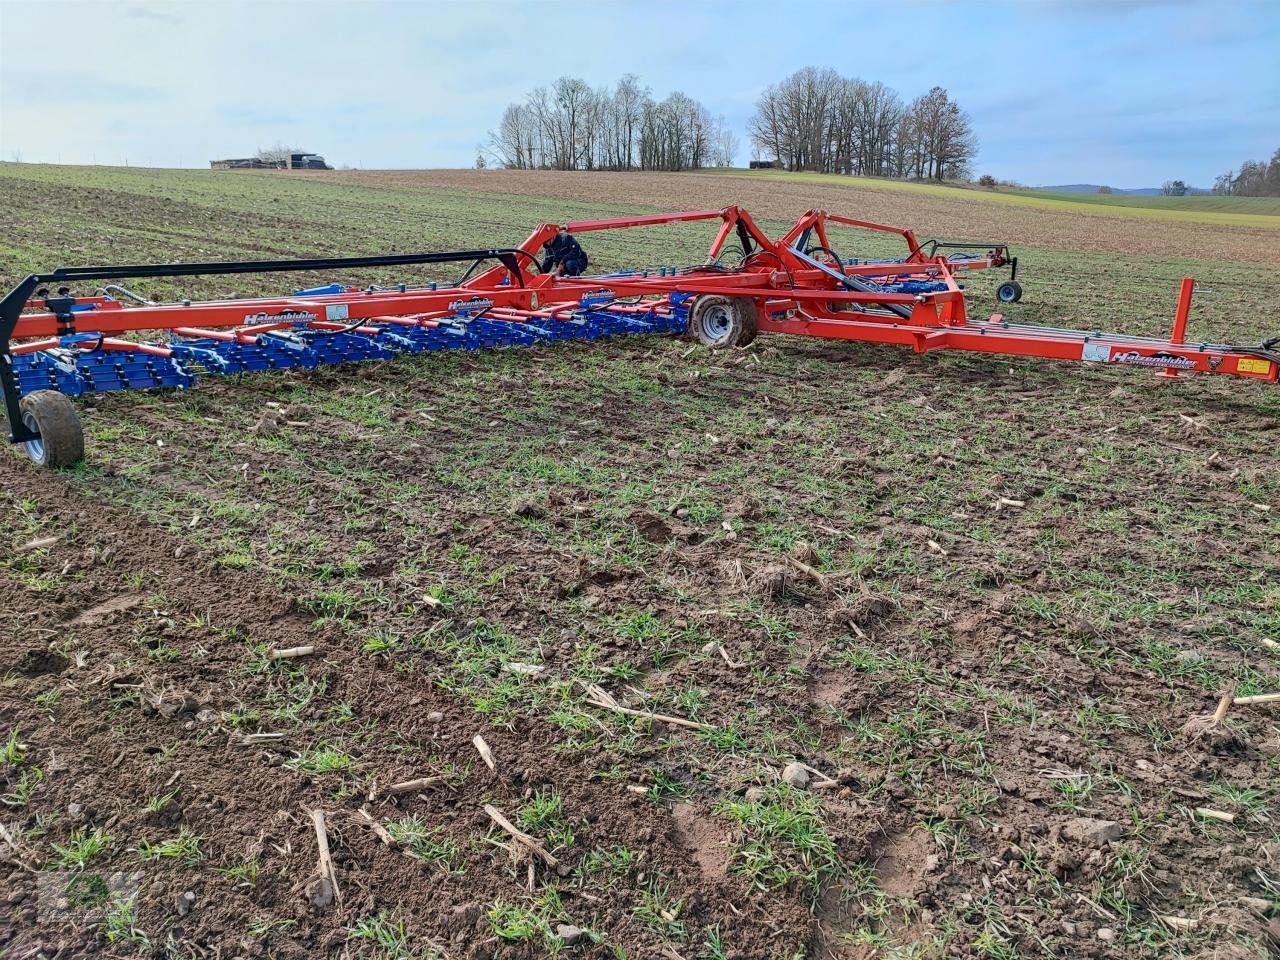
[1,0,1276,187]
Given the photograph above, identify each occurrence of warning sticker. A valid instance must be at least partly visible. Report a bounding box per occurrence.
[1081,342,1111,363]
[1237,357,1274,375]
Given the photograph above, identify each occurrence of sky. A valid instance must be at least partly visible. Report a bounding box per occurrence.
[1,0,1277,187]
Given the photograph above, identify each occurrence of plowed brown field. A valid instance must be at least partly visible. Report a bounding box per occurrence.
[324,168,1280,265]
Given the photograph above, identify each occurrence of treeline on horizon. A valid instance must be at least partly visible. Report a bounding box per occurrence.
[484,75,737,173]
[1211,148,1280,197]
[748,68,974,181]
[483,68,976,182]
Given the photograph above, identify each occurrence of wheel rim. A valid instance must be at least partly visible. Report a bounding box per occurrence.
[702,304,733,342]
[21,411,44,463]
[998,285,1014,302]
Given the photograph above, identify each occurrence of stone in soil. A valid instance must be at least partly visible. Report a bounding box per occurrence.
[1060,817,1124,846]
[782,762,810,789]
[555,923,586,945]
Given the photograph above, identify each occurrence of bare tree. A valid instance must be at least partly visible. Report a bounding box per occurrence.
[1209,148,1280,197]
[748,71,970,182]
[487,75,732,172]
[714,122,739,168]
[255,142,302,163]
[608,75,648,170]
[748,82,791,170]
[486,104,533,169]
[904,86,975,181]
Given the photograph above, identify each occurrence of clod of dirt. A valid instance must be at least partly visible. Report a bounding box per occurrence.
[447,903,482,932]
[628,509,674,544]
[1060,816,1124,846]
[154,694,201,719]
[555,924,586,946]
[744,786,767,803]
[782,762,810,789]
[510,497,547,520]
[15,647,69,676]
[836,589,896,629]
[746,563,790,600]
[305,877,335,910]
[725,495,764,521]
[175,890,196,916]
[250,409,282,434]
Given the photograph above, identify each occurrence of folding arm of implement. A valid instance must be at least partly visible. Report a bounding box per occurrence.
[3,206,1277,468]
[549,208,1280,383]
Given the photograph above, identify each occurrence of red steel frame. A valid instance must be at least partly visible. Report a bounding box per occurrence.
[8,207,1278,386]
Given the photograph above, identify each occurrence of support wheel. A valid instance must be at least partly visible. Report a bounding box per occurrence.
[19,391,84,468]
[996,280,1023,304]
[690,295,758,350]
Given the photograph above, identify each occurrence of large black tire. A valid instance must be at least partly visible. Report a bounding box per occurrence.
[18,390,84,468]
[689,296,758,350]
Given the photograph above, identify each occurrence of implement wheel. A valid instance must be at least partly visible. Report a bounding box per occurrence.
[18,391,84,468]
[996,280,1023,304]
[690,295,758,350]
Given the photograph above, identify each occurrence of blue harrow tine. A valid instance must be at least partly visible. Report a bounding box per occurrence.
[12,352,88,397]
[168,342,235,374]
[471,317,554,348]
[171,337,319,373]
[81,352,195,392]
[14,348,196,396]
[298,331,399,366]
[14,293,695,400]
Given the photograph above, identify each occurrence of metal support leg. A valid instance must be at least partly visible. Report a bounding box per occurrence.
[1,276,40,444]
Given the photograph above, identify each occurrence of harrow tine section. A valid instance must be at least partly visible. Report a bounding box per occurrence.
[10,295,694,398]
[171,331,321,373]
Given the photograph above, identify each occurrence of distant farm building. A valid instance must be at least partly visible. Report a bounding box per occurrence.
[749,160,777,170]
[210,152,331,171]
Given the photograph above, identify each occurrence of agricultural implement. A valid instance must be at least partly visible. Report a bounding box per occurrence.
[2,207,1277,467]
